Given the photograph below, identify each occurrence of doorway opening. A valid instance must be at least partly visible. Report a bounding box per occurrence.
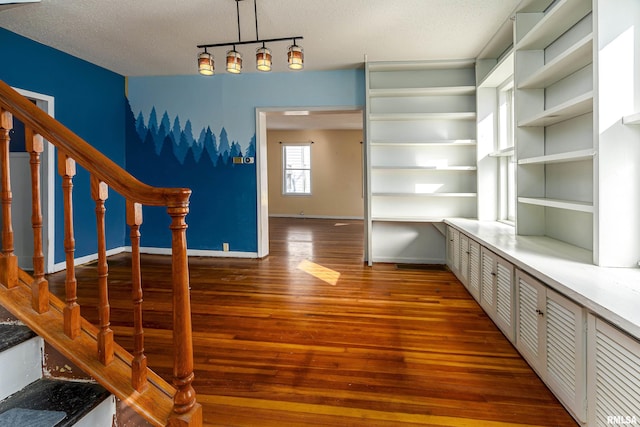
[255,107,364,260]
[9,88,55,273]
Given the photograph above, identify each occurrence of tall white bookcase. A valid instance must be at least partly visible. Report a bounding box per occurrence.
[514,0,595,253]
[364,60,477,264]
[512,0,640,267]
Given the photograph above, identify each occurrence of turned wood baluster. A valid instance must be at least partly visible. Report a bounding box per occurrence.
[0,108,18,288]
[168,204,198,418]
[127,200,147,391]
[92,176,113,365]
[59,153,80,338]
[25,128,49,313]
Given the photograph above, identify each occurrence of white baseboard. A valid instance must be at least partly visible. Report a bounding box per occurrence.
[52,246,128,272]
[51,246,259,272]
[269,214,364,220]
[371,256,445,264]
[125,246,260,259]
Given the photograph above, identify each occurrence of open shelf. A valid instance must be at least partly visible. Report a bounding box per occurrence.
[518,149,595,165]
[519,91,593,127]
[369,112,476,121]
[367,59,475,72]
[373,192,477,198]
[517,0,592,50]
[369,86,475,97]
[371,166,477,171]
[479,50,514,88]
[489,147,515,157]
[518,34,593,89]
[518,197,594,213]
[370,139,476,146]
[622,112,640,125]
[372,217,445,223]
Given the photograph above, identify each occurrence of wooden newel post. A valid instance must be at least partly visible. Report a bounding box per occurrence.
[0,108,18,288]
[59,153,80,339]
[167,204,202,426]
[26,128,49,313]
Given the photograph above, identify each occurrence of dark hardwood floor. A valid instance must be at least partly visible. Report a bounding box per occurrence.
[47,217,578,426]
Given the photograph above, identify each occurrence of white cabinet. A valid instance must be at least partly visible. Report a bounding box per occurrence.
[446,226,460,274]
[446,226,482,303]
[459,233,470,288]
[514,0,595,254]
[480,248,515,340]
[480,248,497,315]
[365,60,477,264]
[587,315,640,426]
[467,239,481,302]
[516,270,586,423]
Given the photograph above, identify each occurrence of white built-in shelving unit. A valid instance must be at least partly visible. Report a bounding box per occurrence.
[365,60,477,264]
[514,0,596,255]
[511,0,640,267]
[445,1,640,426]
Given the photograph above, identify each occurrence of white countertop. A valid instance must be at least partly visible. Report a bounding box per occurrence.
[445,218,640,341]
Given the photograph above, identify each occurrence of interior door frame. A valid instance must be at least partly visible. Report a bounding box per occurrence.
[14,87,55,273]
[255,106,364,259]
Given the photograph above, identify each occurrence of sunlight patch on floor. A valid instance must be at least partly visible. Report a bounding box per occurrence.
[297,259,340,286]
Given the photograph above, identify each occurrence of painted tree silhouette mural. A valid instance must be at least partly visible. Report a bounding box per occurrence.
[125,99,257,252]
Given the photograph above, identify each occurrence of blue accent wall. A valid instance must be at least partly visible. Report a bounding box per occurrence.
[127,70,364,253]
[0,28,126,263]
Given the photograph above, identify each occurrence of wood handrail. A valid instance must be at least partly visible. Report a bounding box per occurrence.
[0,80,201,426]
[0,80,191,207]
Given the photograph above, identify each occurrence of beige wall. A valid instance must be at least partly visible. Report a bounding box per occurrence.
[267,129,364,218]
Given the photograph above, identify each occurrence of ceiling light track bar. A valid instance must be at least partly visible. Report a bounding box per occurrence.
[197,36,303,49]
[196,0,304,74]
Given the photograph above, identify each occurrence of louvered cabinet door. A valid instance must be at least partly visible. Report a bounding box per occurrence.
[467,240,481,301]
[545,289,586,423]
[452,228,461,275]
[459,234,470,288]
[588,315,640,427]
[515,270,546,374]
[446,227,457,271]
[480,248,497,316]
[494,257,515,341]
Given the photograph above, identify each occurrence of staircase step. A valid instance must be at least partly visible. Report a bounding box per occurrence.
[0,323,43,401]
[0,378,114,427]
[0,323,36,352]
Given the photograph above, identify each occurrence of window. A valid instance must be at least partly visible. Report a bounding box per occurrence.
[497,79,516,223]
[282,144,311,195]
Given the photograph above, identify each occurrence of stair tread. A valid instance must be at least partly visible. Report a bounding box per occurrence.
[0,378,111,426]
[0,323,36,353]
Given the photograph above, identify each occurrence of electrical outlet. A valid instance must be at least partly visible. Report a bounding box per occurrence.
[223,242,229,252]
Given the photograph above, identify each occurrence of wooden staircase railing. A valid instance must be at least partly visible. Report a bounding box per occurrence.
[0,80,202,426]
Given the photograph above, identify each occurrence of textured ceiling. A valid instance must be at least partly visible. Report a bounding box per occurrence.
[0,0,520,76]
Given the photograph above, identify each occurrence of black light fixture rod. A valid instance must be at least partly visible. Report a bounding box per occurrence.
[198,36,303,49]
[254,0,259,40]
[236,0,242,41]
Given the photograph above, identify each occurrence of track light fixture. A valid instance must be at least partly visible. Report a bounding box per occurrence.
[197,0,303,75]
